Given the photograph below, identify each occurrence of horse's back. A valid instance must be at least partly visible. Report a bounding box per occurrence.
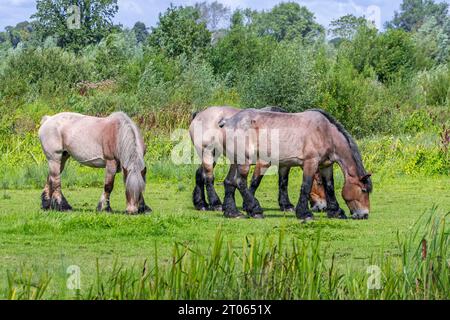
[189,106,239,149]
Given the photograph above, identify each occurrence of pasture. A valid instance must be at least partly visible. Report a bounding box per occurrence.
[0,167,448,299]
[1,0,450,300]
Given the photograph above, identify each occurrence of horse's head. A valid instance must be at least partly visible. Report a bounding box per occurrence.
[310,173,327,212]
[342,173,372,219]
[123,166,147,214]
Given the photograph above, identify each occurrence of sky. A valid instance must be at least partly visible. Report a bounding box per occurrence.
[0,0,442,32]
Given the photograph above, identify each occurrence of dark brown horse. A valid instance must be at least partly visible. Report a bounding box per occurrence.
[189,106,327,214]
[219,109,372,221]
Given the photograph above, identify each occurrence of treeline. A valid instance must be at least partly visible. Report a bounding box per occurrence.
[0,0,449,137]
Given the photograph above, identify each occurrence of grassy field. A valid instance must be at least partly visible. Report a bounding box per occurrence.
[0,166,448,299]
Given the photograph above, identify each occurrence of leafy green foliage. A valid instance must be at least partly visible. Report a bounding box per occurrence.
[32,0,119,51]
[253,2,324,42]
[208,21,276,84]
[148,4,211,59]
[372,29,416,83]
[329,14,368,41]
[386,0,449,31]
[240,41,318,111]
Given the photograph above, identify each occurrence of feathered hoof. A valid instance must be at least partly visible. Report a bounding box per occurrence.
[50,198,72,212]
[280,205,295,212]
[139,204,152,214]
[297,211,314,222]
[327,208,347,219]
[224,211,247,219]
[209,205,223,212]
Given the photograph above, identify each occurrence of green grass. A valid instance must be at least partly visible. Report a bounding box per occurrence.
[0,169,448,299]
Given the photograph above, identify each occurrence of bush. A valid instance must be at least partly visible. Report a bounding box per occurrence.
[414,65,450,107]
[0,47,94,99]
[240,41,319,111]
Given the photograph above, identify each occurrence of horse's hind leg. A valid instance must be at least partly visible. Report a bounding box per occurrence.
[278,166,295,212]
[48,153,72,211]
[193,166,208,211]
[203,149,222,211]
[41,175,52,210]
[97,160,117,212]
[319,166,346,219]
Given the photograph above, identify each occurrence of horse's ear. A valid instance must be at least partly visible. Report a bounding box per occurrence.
[360,173,372,182]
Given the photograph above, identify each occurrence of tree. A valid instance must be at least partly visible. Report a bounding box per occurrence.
[0,32,6,44]
[329,14,368,40]
[386,0,449,31]
[209,15,275,83]
[195,1,230,32]
[414,15,450,67]
[372,29,416,82]
[253,2,324,42]
[32,0,119,50]
[132,21,148,43]
[148,4,211,59]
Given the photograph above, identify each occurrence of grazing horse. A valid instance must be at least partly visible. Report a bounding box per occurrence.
[38,112,151,214]
[189,106,326,213]
[219,109,372,220]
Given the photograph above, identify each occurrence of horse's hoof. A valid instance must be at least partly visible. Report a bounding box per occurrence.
[194,203,209,211]
[327,208,347,219]
[51,199,72,212]
[297,211,314,221]
[250,213,265,219]
[224,212,247,219]
[138,205,152,214]
[210,205,223,212]
[301,215,314,223]
[281,206,295,212]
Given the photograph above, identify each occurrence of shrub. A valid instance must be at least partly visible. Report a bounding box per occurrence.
[0,47,94,99]
[240,41,319,111]
[414,65,450,107]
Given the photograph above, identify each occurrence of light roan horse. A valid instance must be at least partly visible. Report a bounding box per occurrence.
[219,108,372,220]
[39,112,151,214]
[189,106,327,214]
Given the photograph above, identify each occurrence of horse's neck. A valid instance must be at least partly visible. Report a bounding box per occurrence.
[333,134,359,178]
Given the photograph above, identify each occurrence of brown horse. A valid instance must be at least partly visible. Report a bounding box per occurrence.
[219,109,372,220]
[189,106,327,213]
[38,112,151,214]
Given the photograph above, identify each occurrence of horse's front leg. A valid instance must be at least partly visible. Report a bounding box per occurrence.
[295,161,318,221]
[243,162,269,212]
[222,164,245,218]
[97,160,117,212]
[320,166,346,219]
[236,164,264,219]
[278,166,295,212]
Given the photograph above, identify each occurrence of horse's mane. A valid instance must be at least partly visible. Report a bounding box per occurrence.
[112,112,145,172]
[309,109,372,192]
